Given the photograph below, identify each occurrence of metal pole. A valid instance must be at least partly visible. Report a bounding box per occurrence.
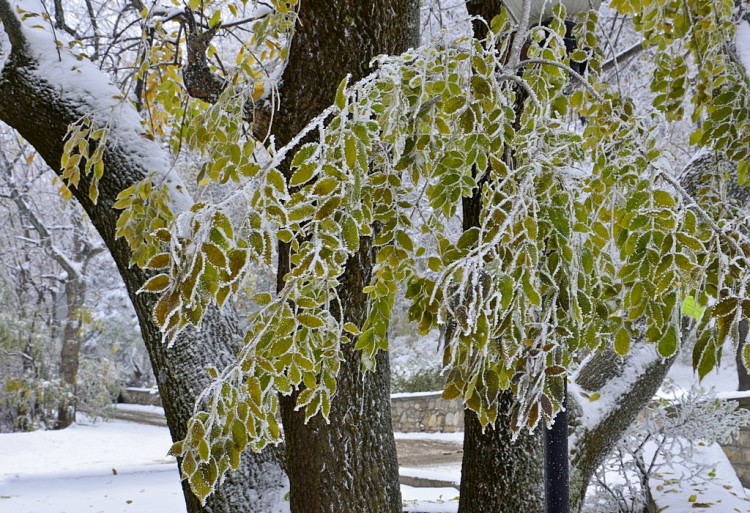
[544,380,569,513]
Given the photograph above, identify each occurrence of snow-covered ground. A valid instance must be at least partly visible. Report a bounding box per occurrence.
[0,416,462,513]
[1,343,748,513]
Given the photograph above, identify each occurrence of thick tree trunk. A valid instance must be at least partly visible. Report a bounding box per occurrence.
[0,5,287,511]
[458,395,545,512]
[270,2,418,512]
[457,4,677,512]
[569,346,674,512]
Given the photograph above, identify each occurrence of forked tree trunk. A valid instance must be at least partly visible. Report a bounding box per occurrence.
[0,4,287,511]
[457,3,677,512]
[270,2,419,512]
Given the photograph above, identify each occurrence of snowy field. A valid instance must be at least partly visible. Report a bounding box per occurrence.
[0,416,460,513]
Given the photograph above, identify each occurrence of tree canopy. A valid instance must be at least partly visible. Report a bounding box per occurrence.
[1,0,749,507]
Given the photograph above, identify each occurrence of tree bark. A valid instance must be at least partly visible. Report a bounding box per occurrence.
[270,2,419,512]
[0,4,287,511]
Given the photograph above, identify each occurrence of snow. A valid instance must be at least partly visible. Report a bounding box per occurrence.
[0,417,175,480]
[736,20,750,77]
[400,467,461,487]
[114,403,164,414]
[394,431,464,443]
[402,486,459,512]
[392,390,444,399]
[0,416,465,512]
[570,343,662,436]
[647,442,750,512]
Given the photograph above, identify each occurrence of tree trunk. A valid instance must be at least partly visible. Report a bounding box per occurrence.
[736,321,750,391]
[270,2,418,512]
[56,277,83,429]
[0,4,288,511]
[458,394,545,513]
[457,4,678,512]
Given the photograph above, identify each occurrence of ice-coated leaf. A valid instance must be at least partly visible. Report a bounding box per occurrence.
[614,327,630,356]
[298,313,325,329]
[657,325,678,358]
[140,274,170,294]
[290,162,317,187]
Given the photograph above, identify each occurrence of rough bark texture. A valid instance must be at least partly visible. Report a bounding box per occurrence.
[458,395,545,512]
[270,2,418,512]
[0,5,287,511]
[737,321,750,391]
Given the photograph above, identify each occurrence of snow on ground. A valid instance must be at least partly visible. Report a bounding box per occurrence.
[648,442,750,512]
[402,486,459,513]
[394,431,464,443]
[0,415,463,513]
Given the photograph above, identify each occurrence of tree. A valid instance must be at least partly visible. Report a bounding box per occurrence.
[0,2,288,511]
[1,2,749,513]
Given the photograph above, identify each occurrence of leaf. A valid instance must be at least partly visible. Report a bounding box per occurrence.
[335,76,349,110]
[140,274,170,294]
[344,135,357,169]
[657,325,678,358]
[343,322,361,336]
[298,313,324,329]
[341,217,359,252]
[290,163,317,187]
[145,253,171,270]
[614,327,630,356]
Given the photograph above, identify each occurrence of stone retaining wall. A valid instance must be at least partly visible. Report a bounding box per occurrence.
[720,395,750,488]
[118,387,162,407]
[390,392,464,433]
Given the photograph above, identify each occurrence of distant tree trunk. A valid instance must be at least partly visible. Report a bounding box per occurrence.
[56,276,84,429]
[0,3,287,510]
[271,2,419,512]
[737,321,750,391]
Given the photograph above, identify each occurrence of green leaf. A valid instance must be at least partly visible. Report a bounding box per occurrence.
[298,313,325,329]
[341,217,359,252]
[290,163,317,187]
[657,325,678,358]
[344,135,357,169]
[343,322,361,335]
[292,144,317,169]
[681,295,705,320]
[335,76,349,110]
[614,327,630,356]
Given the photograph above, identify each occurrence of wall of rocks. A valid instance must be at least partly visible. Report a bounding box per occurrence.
[390,391,464,433]
[720,395,750,488]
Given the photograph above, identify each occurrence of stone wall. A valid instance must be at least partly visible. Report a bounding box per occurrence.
[118,386,162,407]
[720,395,750,488]
[390,391,464,433]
